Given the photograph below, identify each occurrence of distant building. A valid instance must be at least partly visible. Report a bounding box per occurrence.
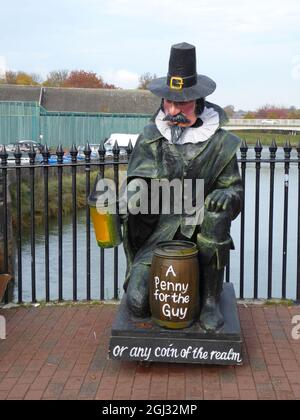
[0,85,161,146]
[0,84,160,114]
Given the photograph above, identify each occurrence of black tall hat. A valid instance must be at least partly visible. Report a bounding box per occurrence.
[148,42,216,101]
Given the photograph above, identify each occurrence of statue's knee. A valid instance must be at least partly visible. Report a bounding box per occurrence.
[127,290,150,317]
[201,209,231,242]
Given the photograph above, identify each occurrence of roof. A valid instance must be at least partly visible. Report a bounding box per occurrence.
[0,84,161,114]
[0,85,41,102]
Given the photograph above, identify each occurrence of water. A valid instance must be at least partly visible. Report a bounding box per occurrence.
[15,152,299,302]
[17,211,127,302]
[230,161,298,300]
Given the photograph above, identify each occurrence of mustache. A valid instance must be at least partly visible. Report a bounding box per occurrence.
[163,113,191,124]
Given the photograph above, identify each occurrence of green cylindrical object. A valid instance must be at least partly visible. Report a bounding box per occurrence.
[88,173,122,249]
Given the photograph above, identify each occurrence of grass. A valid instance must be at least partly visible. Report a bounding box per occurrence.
[0,300,119,309]
[9,167,117,229]
[231,130,300,147]
[264,299,295,307]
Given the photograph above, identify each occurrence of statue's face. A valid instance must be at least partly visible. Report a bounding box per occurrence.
[163,99,197,127]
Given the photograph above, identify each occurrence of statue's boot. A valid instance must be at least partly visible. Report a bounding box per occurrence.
[199,263,224,332]
[197,209,232,332]
[126,263,151,318]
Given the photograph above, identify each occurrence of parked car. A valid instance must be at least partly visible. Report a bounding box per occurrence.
[261,120,277,125]
[4,144,15,153]
[47,153,85,165]
[5,151,43,165]
[14,140,44,152]
[77,144,107,159]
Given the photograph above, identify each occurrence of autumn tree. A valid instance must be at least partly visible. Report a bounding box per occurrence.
[102,81,118,89]
[15,72,40,85]
[0,71,17,84]
[224,105,235,118]
[0,71,42,85]
[63,70,116,89]
[138,72,157,90]
[244,105,300,119]
[30,73,43,84]
[43,70,69,87]
[288,107,300,119]
[244,111,256,119]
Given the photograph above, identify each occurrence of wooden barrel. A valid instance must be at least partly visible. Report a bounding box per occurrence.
[149,241,200,329]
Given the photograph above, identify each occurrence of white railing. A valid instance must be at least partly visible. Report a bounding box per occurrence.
[228,119,300,126]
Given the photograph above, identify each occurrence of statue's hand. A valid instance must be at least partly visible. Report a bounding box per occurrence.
[205,189,233,212]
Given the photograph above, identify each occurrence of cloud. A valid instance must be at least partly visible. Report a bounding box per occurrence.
[103,69,139,89]
[0,56,7,77]
[98,0,300,34]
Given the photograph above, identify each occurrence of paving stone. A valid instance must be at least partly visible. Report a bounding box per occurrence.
[1,303,300,400]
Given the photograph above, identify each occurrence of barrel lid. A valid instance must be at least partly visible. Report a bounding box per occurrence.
[154,240,198,258]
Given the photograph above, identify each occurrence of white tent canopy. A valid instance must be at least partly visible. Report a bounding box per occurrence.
[105,133,139,148]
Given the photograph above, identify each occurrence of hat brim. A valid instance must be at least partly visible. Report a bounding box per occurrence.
[148,74,216,101]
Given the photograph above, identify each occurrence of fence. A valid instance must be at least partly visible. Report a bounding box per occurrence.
[0,140,299,304]
[0,101,151,146]
[0,102,40,143]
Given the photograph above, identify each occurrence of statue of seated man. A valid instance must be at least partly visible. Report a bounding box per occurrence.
[121,42,243,332]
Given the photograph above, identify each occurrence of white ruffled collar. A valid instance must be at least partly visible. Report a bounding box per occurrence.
[155,106,220,144]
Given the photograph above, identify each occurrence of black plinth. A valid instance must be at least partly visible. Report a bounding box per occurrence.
[109,283,243,365]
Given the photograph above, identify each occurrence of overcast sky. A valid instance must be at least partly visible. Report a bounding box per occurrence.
[0,0,299,110]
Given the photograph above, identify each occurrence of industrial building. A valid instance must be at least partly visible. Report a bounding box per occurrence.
[0,85,160,146]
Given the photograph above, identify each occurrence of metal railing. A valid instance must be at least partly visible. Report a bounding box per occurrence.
[228,119,300,126]
[0,139,300,304]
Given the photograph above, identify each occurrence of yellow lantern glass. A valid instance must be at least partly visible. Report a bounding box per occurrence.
[88,173,122,249]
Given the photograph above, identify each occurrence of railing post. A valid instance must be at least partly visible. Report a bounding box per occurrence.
[0,146,9,304]
[84,143,92,301]
[267,139,277,299]
[282,140,292,299]
[297,141,300,301]
[56,144,64,301]
[98,143,106,300]
[42,144,50,302]
[29,145,37,303]
[70,144,78,301]
[126,139,133,160]
[113,141,120,300]
[14,145,23,303]
[239,140,248,299]
[254,139,262,299]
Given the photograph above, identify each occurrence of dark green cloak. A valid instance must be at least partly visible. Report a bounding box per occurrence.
[122,102,242,288]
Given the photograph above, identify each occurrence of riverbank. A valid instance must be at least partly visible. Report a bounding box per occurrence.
[9,167,115,229]
[232,130,299,147]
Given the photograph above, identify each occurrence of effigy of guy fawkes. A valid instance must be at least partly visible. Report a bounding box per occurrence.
[123,42,243,330]
[90,42,244,365]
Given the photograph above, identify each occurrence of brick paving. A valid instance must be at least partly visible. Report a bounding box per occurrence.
[0,302,300,400]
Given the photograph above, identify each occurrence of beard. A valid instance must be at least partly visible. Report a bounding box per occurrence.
[163,113,191,125]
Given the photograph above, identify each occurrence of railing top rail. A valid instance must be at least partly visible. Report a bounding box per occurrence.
[228,119,300,126]
[0,140,300,169]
